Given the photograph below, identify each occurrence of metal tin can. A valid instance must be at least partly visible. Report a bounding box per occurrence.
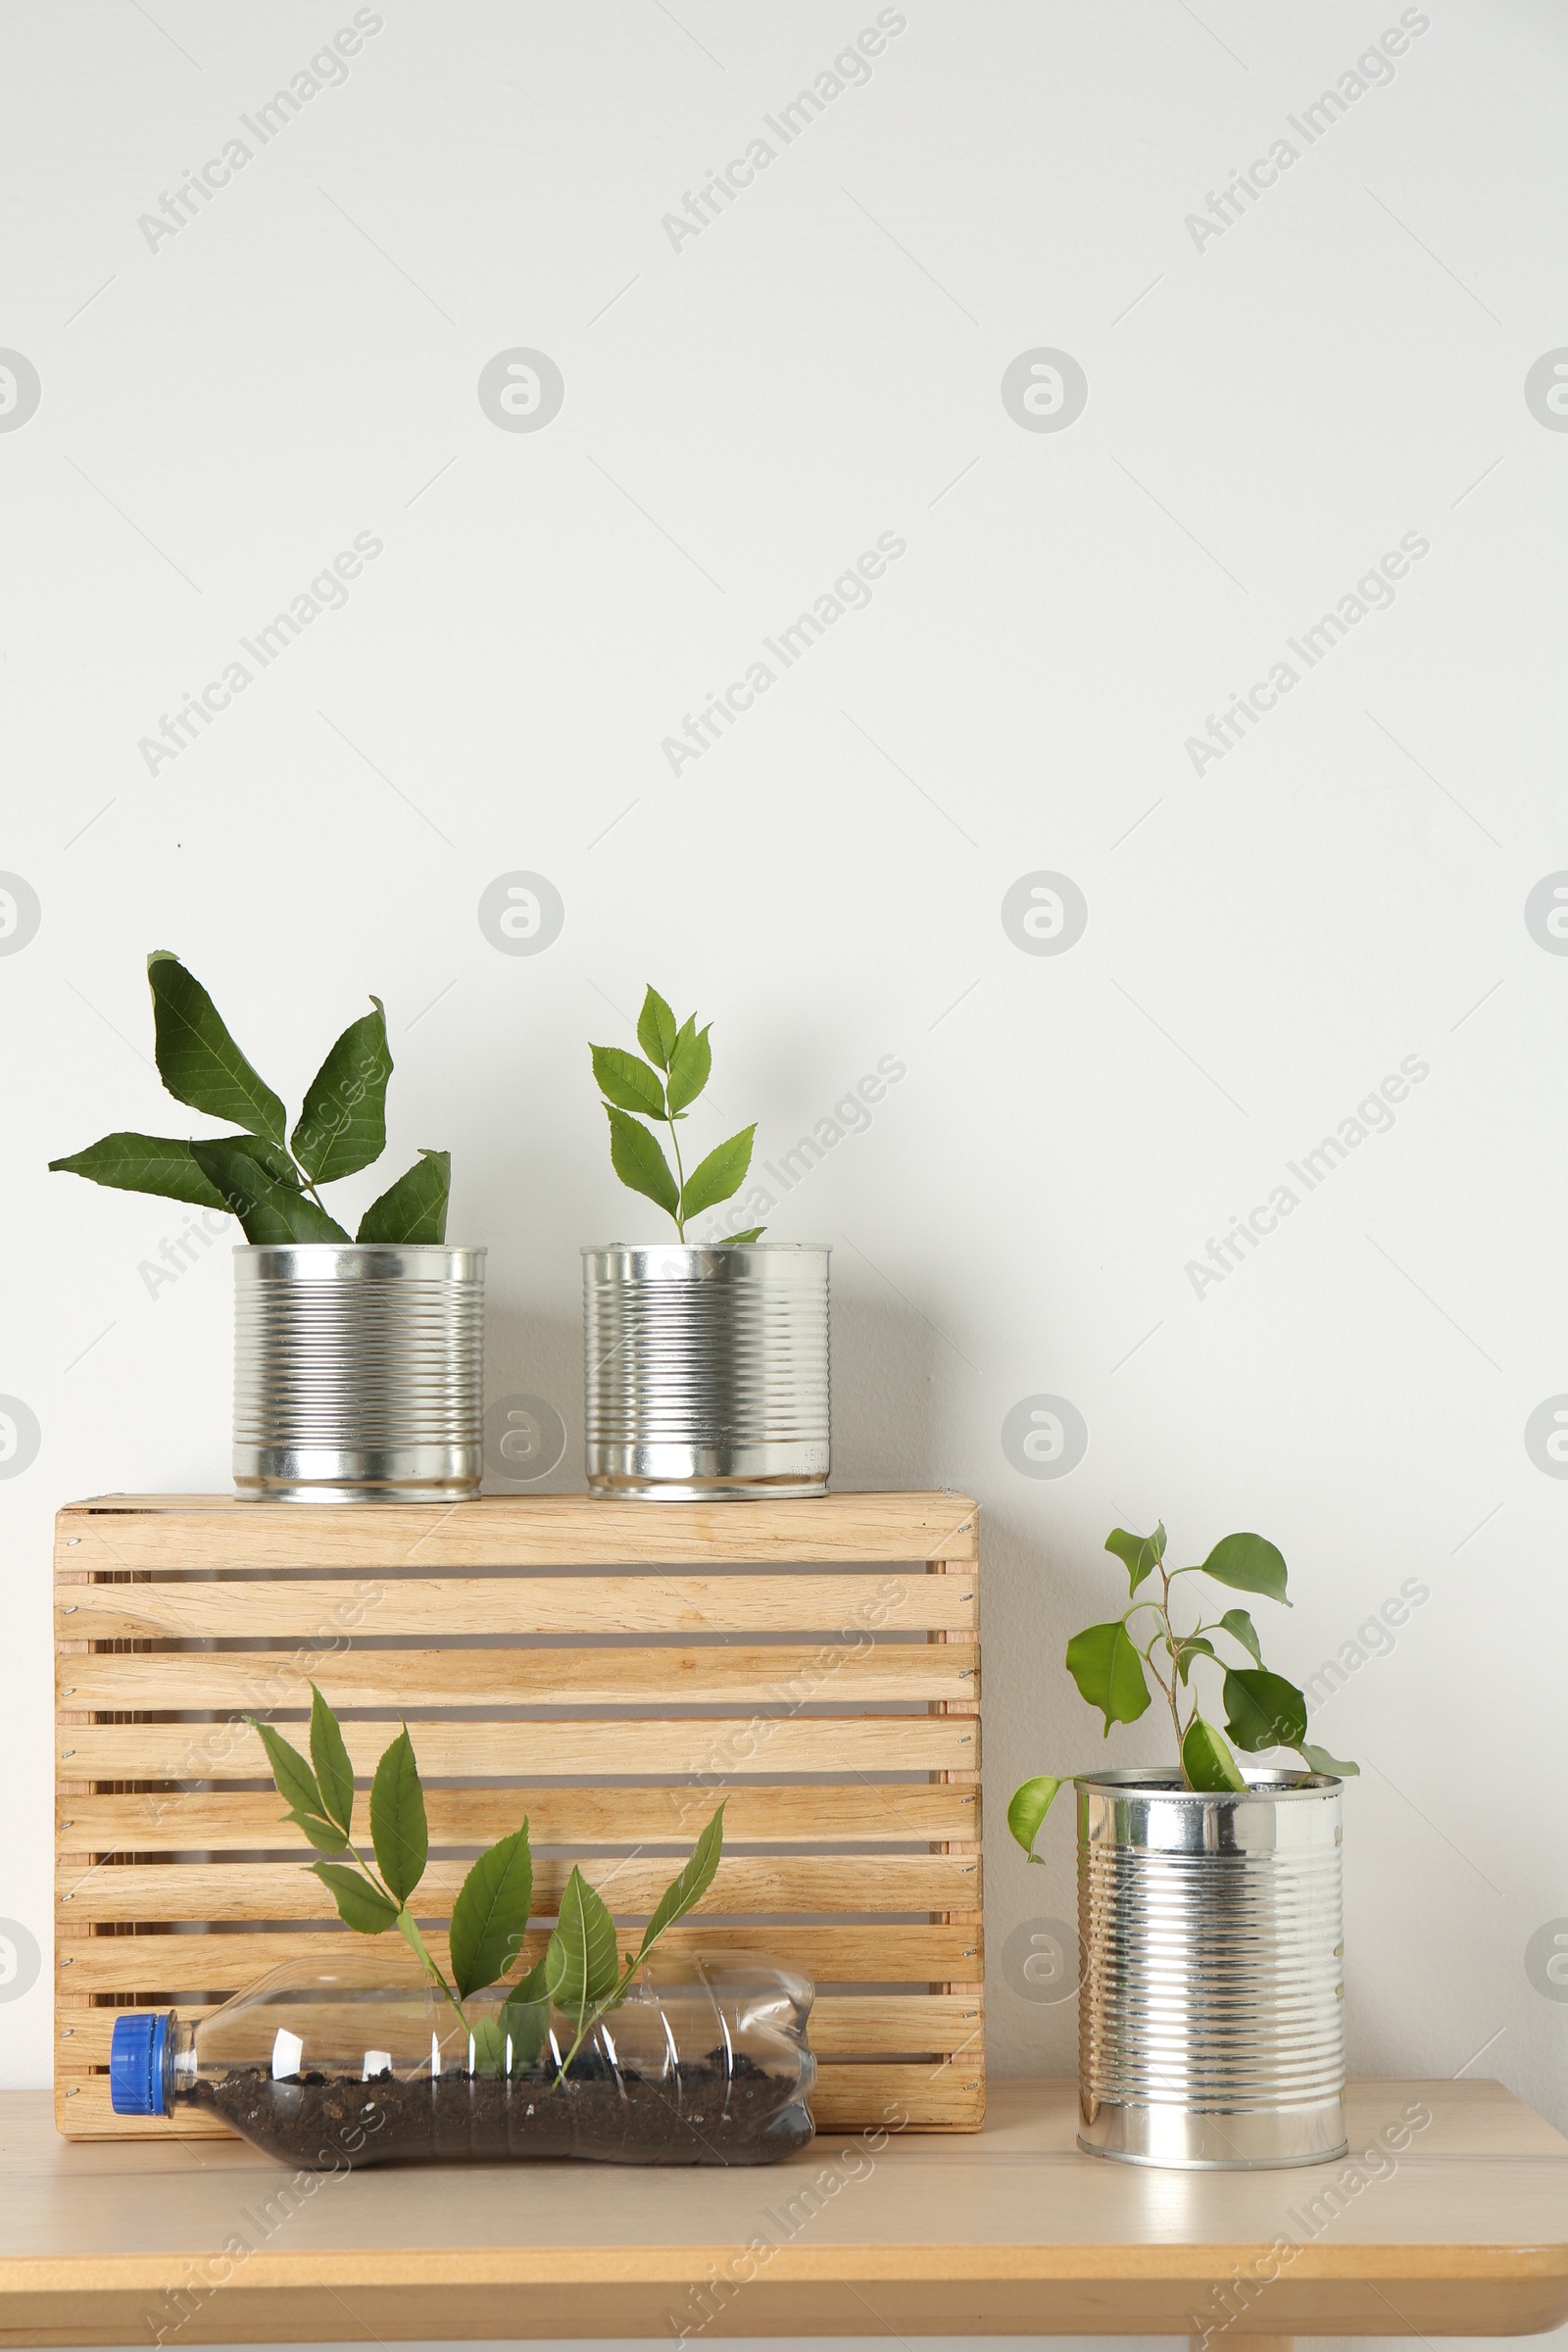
[582,1244,830,1499]
[1075,1767,1347,2169]
[232,1244,485,1502]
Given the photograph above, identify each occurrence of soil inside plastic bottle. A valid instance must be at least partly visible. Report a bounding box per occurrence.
[191,2045,812,2169]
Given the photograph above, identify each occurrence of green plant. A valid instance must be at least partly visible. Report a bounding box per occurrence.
[248,1686,724,2082]
[1007,1521,1358,1860]
[590,983,761,1241]
[49,952,449,1243]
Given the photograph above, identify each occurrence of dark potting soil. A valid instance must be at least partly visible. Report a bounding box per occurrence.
[191,2046,814,2169]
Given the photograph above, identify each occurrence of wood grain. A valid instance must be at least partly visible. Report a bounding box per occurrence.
[59,1783,981,1854]
[55,1572,978,1642]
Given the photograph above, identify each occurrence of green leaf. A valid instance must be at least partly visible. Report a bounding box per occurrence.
[466,2015,510,2078]
[636,987,679,1072]
[716,1227,764,1245]
[357,1149,450,1244]
[246,1717,323,1821]
[1006,1776,1062,1861]
[545,1867,621,2027]
[1298,1742,1359,1779]
[284,1808,350,1855]
[189,1139,350,1244]
[1174,1635,1217,1687]
[291,998,392,1184]
[679,1124,756,1220]
[1194,1532,1290,1606]
[1064,1620,1152,1735]
[308,1684,354,1838]
[1182,1714,1248,1791]
[500,1955,553,2071]
[1223,1667,1308,1752]
[449,1825,534,1999]
[591,1044,665,1119]
[49,1132,234,1210]
[147,953,286,1145]
[664,1020,711,1115]
[1104,1522,1165,1594]
[1218,1607,1262,1665]
[637,1803,724,1961]
[369,1726,428,1902]
[308,1861,399,1935]
[604,1106,678,1218]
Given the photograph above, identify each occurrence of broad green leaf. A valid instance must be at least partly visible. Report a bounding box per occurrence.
[246,1716,323,1822]
[369,1726,428,1902]
[1064,1620,1152,1735]
[591,1044,665,1119]
[308,1684,354,1838]
[1194,1532,1290,1606]
[1182,1714,1247,1791]
[1104,1522,1166,1594]
[679,1124,756,1220]
[604,1106,678,1217]
[450,1826,534,1999]
[357,1149,450,1244]
[636,987,679,1072]
[283,1808,350,1855]
[664,1020,711,1115]
[1223,1667,1308,1752]
[716,1227,764,1245]
[291,999,392,1184]
[500,1955,553,2071]
[49,1132,234,1210]
[147,953,286,1144]
[1006,1776,1062,1861]
[637,1803,724,1960]
[1174,1634,1217,1686]
[308,1861,399,1936]
[1218,1607,1263,1665]
[545,1867,621,2025]
[1299,1741,1359,1779]
[467,2015,510,2078]
[189,1140,350,1244]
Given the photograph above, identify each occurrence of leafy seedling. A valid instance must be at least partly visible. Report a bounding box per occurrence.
[51,953,450,1244]
[590,984,761,1241]
[1006,1522,1357,1860]
[248,1686,725,2081]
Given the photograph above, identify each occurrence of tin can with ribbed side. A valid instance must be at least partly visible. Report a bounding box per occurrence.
[582,1244,829,1498]
[1076,1767,1347,2170]
[233,1244,485,1502]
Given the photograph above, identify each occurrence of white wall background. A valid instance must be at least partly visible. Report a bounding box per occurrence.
[3,1,1567,2343]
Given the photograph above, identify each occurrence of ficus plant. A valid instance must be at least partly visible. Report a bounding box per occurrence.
[591,984,761,1242]
[1007,1522,1358,1861]
[49,952,450,1243]
[248,1687,725,2084]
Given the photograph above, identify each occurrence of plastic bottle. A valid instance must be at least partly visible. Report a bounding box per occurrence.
[110,1950,815,2169]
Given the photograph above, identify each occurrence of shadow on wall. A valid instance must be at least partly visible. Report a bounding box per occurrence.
[482,1300,581,1494]
[828,1282,952,1491]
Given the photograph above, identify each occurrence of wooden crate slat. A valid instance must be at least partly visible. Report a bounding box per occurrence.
[62,1993,984,2068]
[60,1851,981,1925]
[57,1491,979,1568]
[56,2060,985,2139]
[56,1492,983,2142]
[61,1641,980,1713]
[60,1783,981,1854]
[57,1571,978,1642]
[58,1713,980,1781]
[56,1922,982,1996]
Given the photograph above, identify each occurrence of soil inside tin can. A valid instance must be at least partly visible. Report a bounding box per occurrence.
[191,2046,812,2169]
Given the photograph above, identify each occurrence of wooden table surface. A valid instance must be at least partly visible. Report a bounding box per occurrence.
[2,2080,1565,2346]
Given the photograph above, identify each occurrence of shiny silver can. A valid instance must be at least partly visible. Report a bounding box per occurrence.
[582,1244,829,1499]
[1076,1767,1346,2170]
[233,1244,485,1502]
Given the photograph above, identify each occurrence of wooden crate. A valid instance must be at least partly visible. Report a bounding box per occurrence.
[55,1492,982,2140]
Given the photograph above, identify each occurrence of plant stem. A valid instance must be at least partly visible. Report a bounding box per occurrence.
[666,1114,688,1239]
[552,1952,639,2089]
[1156,1565,1192,1776]
[342,1836,470,2034]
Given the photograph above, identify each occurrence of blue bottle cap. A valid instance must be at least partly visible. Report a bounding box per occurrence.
[110,2012,170,2116]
